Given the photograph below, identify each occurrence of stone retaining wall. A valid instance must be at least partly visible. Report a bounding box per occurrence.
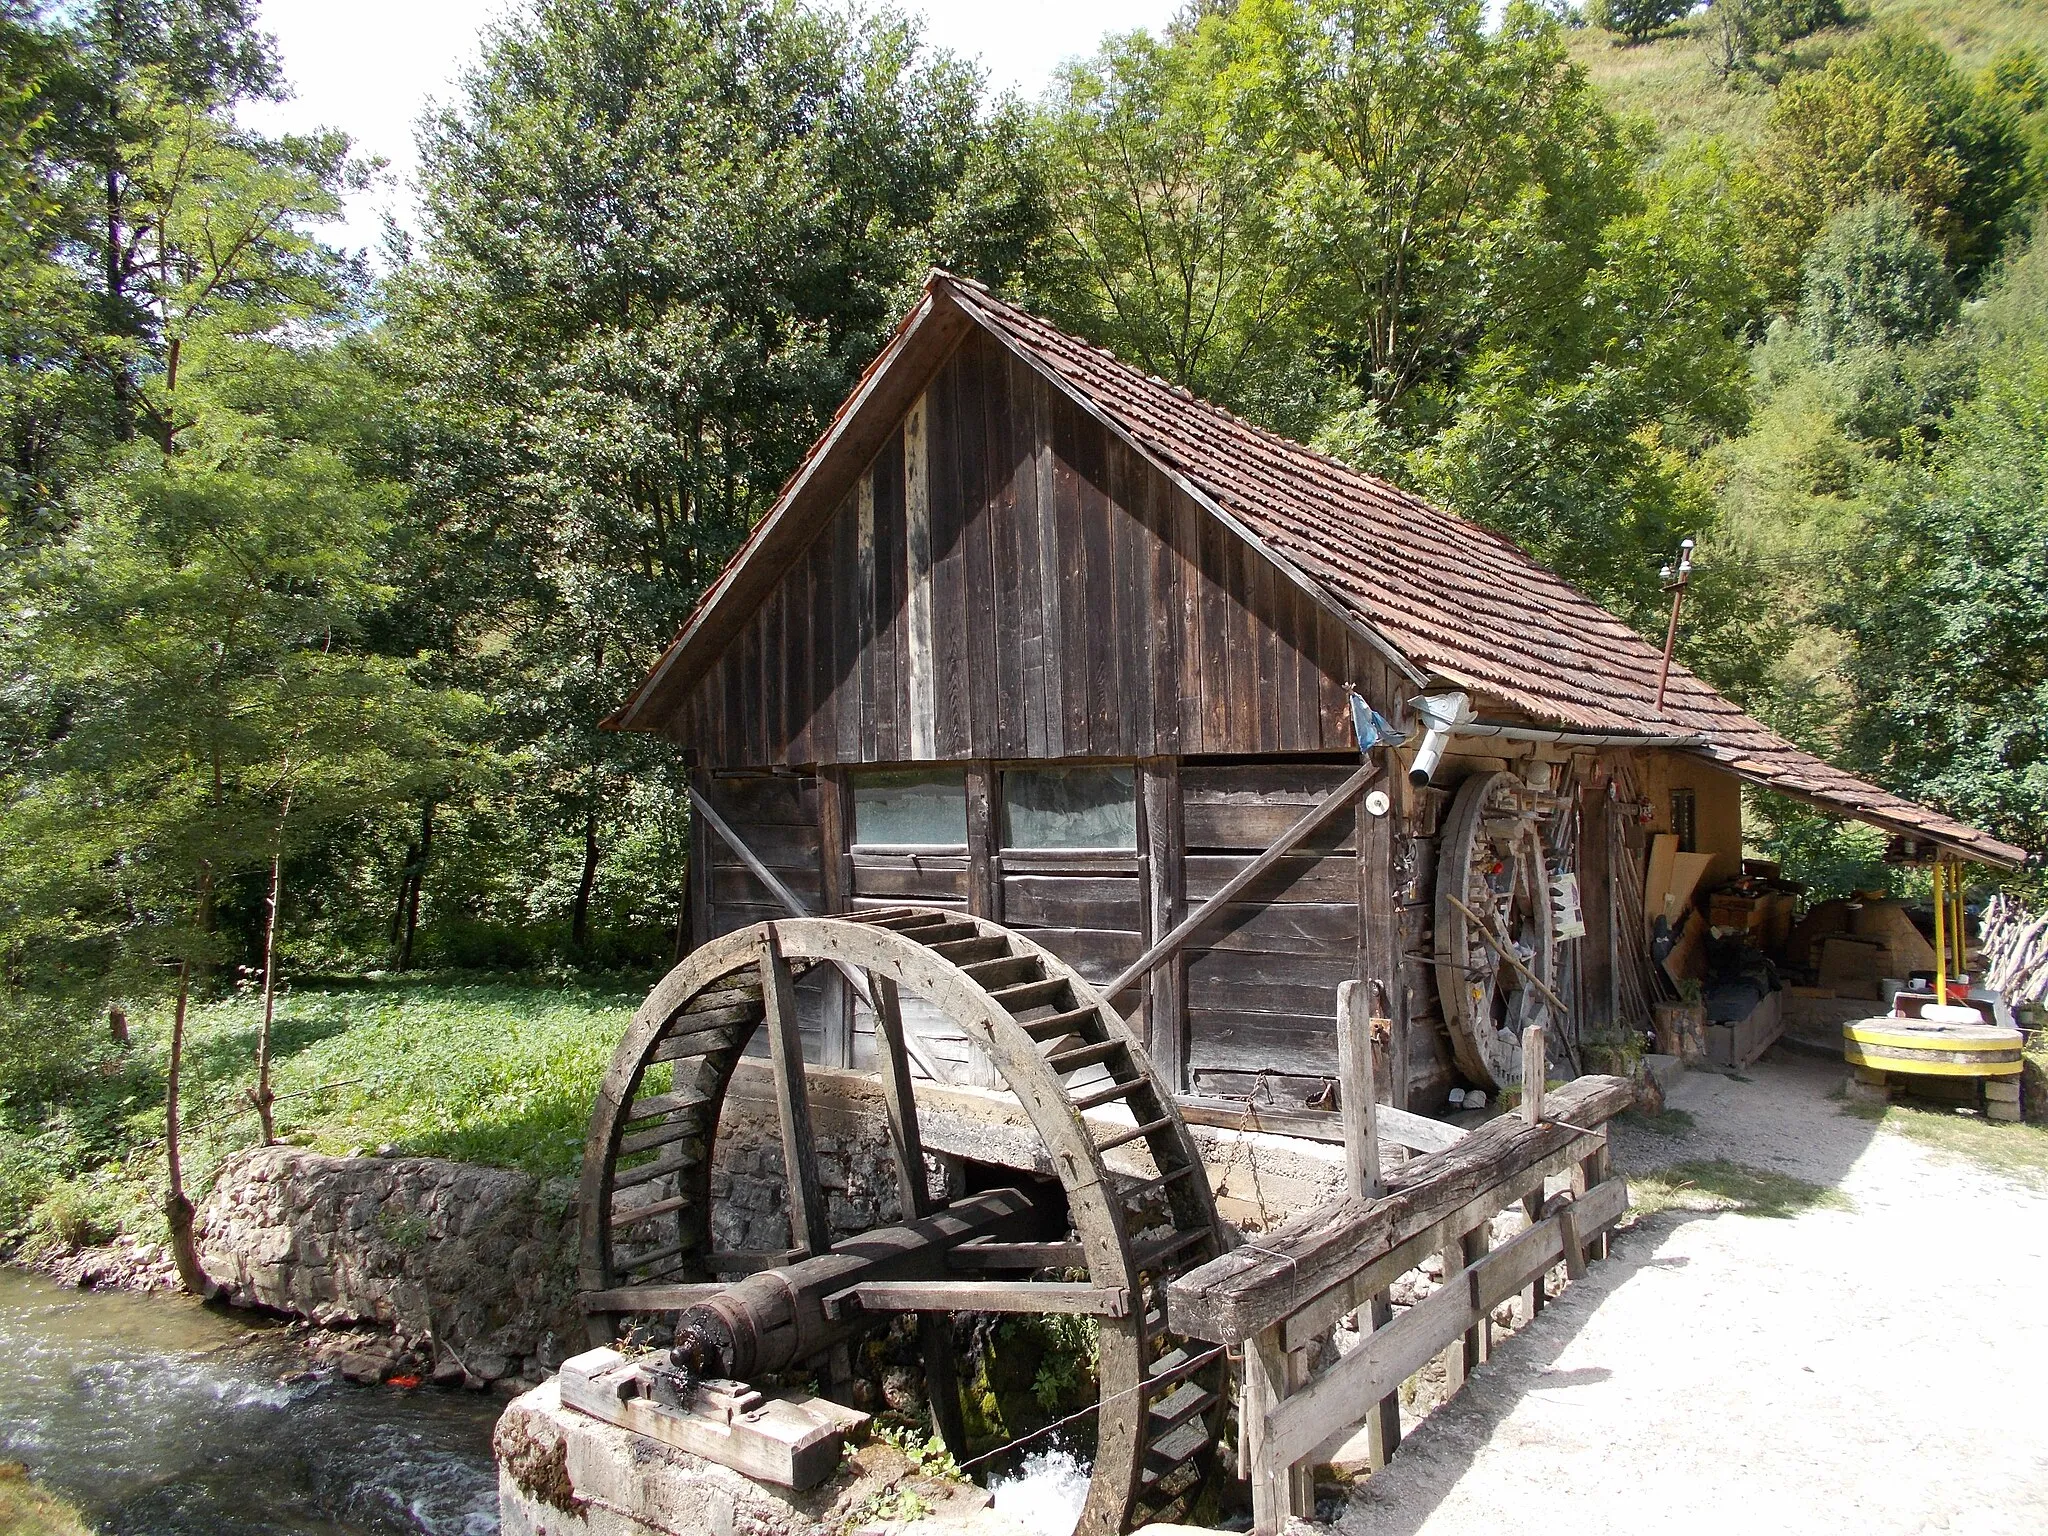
[195,1147,583,1386]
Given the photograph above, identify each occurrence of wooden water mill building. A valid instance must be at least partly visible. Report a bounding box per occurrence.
[606,272,2025,1118]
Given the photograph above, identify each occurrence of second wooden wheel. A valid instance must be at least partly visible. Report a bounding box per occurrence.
[1433,770,1558,1089]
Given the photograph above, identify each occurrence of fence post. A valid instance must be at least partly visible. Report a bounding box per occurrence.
[1337,979,1401,1468]
[1518,1021,1549,1320]
[1521,1021,1546,1126]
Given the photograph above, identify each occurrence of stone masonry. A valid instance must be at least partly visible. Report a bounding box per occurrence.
[195,1145,583,1386]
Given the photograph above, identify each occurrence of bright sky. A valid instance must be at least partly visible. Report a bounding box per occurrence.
[240,0,1183,258]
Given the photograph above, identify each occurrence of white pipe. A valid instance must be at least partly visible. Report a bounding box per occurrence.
[1407,692,1475,786]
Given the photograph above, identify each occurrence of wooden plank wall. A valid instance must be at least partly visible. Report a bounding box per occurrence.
[694,772,840,1064]
[669,328,1397,769]
[1181,762,1363,1106]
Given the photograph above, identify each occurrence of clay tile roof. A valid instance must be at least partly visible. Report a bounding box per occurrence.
[944,278,2025,869]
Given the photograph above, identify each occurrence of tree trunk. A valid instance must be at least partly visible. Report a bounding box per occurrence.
[397,800,434,971]
[253,841,284,1145]
[571,804,601,953]
[165,954,215,1298]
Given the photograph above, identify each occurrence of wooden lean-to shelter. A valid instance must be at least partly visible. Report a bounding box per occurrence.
[606,272,2025,1118]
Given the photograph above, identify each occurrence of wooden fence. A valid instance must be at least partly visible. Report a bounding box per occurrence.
[1166,989,1634,1533]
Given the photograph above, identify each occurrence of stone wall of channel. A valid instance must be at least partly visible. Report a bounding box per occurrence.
[195,1147,583,1387]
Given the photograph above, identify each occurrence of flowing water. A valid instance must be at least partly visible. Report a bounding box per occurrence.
[0,1268,502,1535]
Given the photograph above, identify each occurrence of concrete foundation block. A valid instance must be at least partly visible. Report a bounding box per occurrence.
[495,1380,1024,1536]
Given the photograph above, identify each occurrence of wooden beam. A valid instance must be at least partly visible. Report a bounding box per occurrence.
[578,1283,730,1313]
[1176,1094,1464,1154]
[1279,1129,1598,1353]
[1262,1175,1628,1468]
[692,785,814,918]
[1165,1074,1634,1344]
[825,1281,1130,1318]
[761,925,831,1256]
[1105,759,1381,998]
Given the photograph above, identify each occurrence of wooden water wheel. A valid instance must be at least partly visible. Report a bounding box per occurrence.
[577,908,1228,1535]
[1433,770,1558,1090]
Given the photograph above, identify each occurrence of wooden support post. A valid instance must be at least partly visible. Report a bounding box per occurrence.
[964,762,999,922]
[1572,1126,1611,1263]
[1337,980,1400,1468]
[1438,1229,1470,1394]
[1137,758,1186,1090]
[1460,1223,1492,1372]
[816,769,854,1069]
[760,925,830,1258]
[1336,982,1382,1200]
[1520,1191,1545,1324]
[1245,1326,1310,1535]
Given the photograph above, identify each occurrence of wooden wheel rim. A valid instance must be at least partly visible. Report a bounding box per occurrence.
[578,909,1226,1534]
[1433,771,1558,1089]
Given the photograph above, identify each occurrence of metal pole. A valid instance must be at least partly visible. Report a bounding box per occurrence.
[1654,538,1695,714]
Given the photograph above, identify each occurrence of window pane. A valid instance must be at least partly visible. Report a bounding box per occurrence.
[853,769,967,846]
[1002,767,1137,850]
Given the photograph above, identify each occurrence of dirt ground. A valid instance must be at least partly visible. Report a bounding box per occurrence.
[1330,1054,2048,1536]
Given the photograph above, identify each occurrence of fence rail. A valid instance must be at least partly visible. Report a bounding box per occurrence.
[1166,997,1633,1534]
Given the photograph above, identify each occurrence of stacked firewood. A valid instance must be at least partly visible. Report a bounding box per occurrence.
[1981,893,2048,1009]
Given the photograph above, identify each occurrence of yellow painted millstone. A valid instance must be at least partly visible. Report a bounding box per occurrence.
[1843,1016,2024,1077]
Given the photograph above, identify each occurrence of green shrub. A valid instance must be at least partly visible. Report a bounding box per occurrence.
[1801,197,1959,357]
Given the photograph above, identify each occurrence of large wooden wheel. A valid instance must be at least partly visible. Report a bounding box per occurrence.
[578,908,1228,1535]
[1433,770,1558,1089]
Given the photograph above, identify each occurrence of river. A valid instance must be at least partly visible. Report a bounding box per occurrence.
[0,1268,502,1535]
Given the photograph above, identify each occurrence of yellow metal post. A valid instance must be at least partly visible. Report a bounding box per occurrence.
[1931,862,1948,1007]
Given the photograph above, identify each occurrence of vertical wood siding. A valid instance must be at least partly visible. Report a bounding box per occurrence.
[670,331,1395,768]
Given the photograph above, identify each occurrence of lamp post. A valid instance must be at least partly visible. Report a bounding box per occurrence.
[1654,537,1695,714]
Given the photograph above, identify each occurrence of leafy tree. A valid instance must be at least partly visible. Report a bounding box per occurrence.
[1585,0,1692,47]
[1799,197,1958,358]
[1391,145,1758,614]
[1036,24,1324,433]
[384,0,1051,953]
[1736,27,2037,303]
[1,55,472,1285]
[1828,338,2048,856]
[1237,0,1642,420]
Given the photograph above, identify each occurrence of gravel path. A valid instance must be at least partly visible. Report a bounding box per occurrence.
[1331,1055,2048,1536]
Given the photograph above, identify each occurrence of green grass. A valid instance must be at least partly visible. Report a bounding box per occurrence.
[1568,0,2048,150]
[0,1461,93,1536]
[1629,1157,1852,1218]
[1842,1096,2048,1189]
[2,973,650,1254]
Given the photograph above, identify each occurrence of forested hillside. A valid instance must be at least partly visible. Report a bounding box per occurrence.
[3,0,2046,1254]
